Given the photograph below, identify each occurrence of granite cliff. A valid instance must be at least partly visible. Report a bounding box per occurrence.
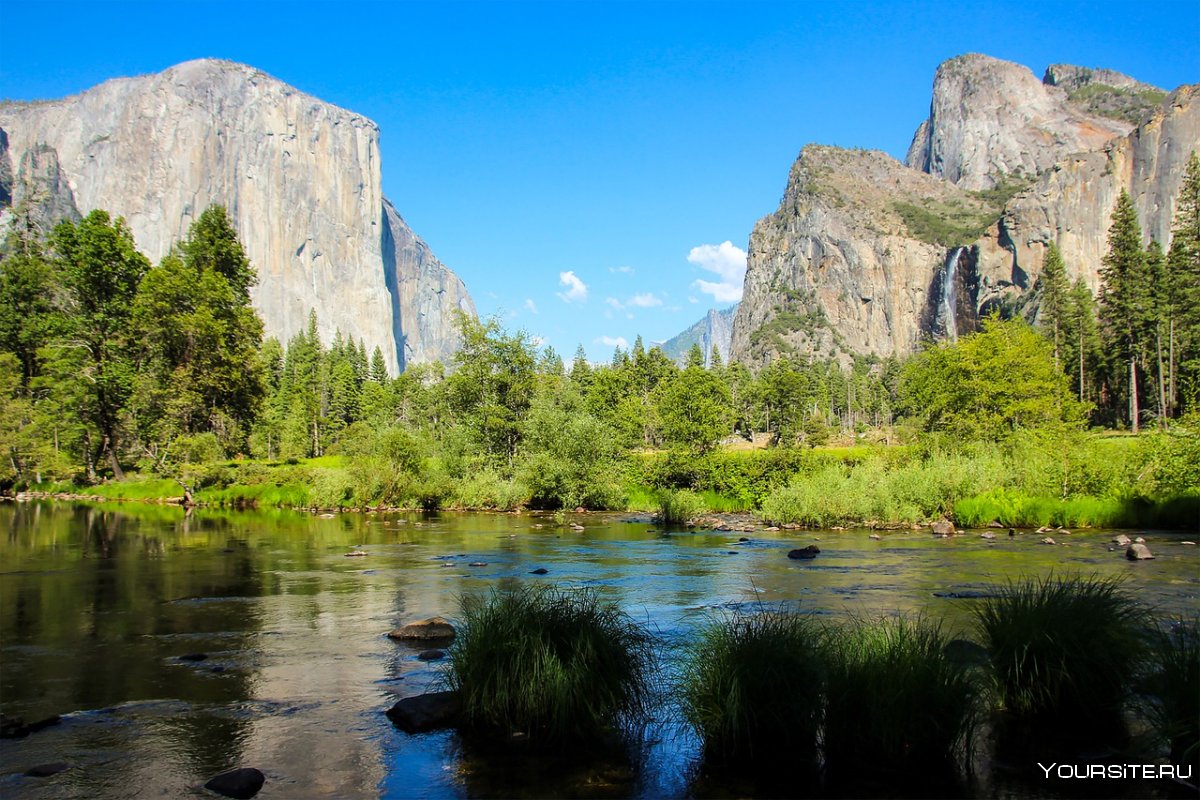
[0,59,474,372]
[660,305,736,366]
[731,54,1197,367]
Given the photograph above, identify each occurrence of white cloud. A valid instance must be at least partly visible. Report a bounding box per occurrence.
[596,335,629,349]
[556,271,588,303]
[523,298,538,314]
[627,292,662,308]
[605,297,624,309]
[609,265,635,274]
[693,278,744,303]
[688,240,747,303]
[688,296,699,304]
[531,335,547,348]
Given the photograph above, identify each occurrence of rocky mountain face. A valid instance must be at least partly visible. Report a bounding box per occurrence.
[731,53,1197,368]
[0,59,474,372]
[659,305,736,366]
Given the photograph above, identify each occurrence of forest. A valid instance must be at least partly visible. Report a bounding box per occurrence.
[0,156,1198,528]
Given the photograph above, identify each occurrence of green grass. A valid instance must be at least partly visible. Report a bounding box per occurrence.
[822,615,981,782]
[73,477,182,502]
[974,575,1149,730]
[1142,617,1200,771]
[447,586,655,745]
[679,611,824,766]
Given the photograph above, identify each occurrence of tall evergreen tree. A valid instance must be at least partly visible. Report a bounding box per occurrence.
[1099,191,1150,431]
[1166,151,1200,413]
[1063,279,1102,407]
[1037,242,1069,371]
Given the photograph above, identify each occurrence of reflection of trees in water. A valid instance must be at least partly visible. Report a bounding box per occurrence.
[0,502,269,776]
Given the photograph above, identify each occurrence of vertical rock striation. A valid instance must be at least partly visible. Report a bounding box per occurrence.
[0,59,473,372]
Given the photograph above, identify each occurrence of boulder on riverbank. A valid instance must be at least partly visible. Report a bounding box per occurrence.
[204,767,265,799]
[388,617,456,642]
[386,691,462,733]
[931,519,955,536]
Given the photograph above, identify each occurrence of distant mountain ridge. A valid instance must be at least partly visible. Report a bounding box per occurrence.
[659,305,736,366]
[0,59,475,372]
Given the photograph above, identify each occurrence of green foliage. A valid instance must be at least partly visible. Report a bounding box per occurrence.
[1035,243,1069,367]
[679,611,824,765]
[1142,617,1200,772]
[823,616,980,780]
[1066,83,1167,124]
[899,317,1085,439]
[447,586,655,745]
[653,366,732,453]
[975,575,1149,728]
[892,199,996,248]
[654,488,704,525]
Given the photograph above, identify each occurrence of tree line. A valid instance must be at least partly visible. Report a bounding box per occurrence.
[0,152,1196,491]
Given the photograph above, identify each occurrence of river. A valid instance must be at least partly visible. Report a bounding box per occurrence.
[1,502,1196,798]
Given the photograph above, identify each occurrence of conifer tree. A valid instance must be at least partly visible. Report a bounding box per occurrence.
[1099,191,1149,431]
[1037,242,1069,370]
[1166,151,1200,413]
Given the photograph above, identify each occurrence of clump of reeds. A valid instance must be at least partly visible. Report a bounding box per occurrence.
[1142,616,1199,772]
[447,586,654,745]
[655,489,704,525]
[822,615,981,782]
[678,610,825,766]
[974,574,1148,730]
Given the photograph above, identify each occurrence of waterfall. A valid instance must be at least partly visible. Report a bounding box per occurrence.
[940,247,963,341]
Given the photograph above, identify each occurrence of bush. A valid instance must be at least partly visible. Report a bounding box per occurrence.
[823,615,981,782]
[974,575,1149,729]
[655,489,704,525]
[174,432,225,464]
[679,611,824,766]
[447,586,654,744]
[453,468,527,511]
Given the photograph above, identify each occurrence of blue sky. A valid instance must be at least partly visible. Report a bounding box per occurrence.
[2,1,1197,361]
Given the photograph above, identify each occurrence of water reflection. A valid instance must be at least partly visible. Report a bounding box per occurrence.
[1,501,1197,798]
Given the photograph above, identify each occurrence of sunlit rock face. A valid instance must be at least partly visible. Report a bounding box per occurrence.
[731,52,1198,367]
[0,58,474,371]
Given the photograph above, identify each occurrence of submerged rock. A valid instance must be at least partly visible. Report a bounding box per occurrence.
[204,767,265,799]
[529,567,549,575]
[388,617,456,642]
[417,649,445,661]
[386,691,462,733]
[24,763,69,778]
[1041,537,1057,545]
[787,545,821,560]
[1126,543,1155,560]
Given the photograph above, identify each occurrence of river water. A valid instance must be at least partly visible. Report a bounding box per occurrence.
[1,502,1197,798]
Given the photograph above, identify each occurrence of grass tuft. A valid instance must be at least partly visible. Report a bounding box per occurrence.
[822,615,980,782]
[974,574,1148,730]
[679,610,824,766]
[655,489,704,525]
[1142,616,1199,772]
[447,586,655,745]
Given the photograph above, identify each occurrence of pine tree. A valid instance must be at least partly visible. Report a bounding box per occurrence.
[1063,279,1101,407]
[369,346,389,384]
[1099,191,1149,432]
[1037,242,1069,371]
[1166,151,1200,413]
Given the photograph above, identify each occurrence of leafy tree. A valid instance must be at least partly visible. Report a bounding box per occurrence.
[898,317,1085,440]
[653,365,732,453]
[447,313,537,466]
[0,226,55,388]
[50,210,151,478]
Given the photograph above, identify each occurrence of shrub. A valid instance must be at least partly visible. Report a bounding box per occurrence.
[823,615,980,782]
[655,489,704,525]
[447,587,654,745]
[453,468,528,511]
[679,611,824,766]
[974,575,1149,729]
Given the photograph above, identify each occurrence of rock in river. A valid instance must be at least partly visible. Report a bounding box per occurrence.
[386,691,462,733]
[204,767,266,799]
[1112,534,1132,546]
[1126,543,1155,560]
[388,617,456,642]
[787,545,821,560]
[931,519,955,536]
